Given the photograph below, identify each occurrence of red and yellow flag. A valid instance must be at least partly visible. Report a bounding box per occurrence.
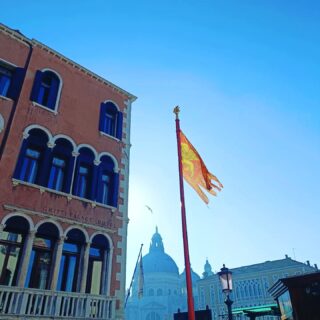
[180,130,223,204]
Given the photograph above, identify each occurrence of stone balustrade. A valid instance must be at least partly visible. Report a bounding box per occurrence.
[0,285,116,319]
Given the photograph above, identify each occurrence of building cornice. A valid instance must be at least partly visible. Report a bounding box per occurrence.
[0,23,137,102]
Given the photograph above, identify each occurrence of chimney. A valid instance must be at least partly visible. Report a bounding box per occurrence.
[306,260,310,266]
[285,254,288,259]
[314,264,318,270]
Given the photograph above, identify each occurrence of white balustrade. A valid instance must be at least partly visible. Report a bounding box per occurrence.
[0,285,116,319]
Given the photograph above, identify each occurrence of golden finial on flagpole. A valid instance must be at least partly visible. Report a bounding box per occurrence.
[173,105,180,119]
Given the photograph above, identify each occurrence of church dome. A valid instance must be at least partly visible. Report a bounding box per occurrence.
[142,227,179,275]
[180,267,201,285]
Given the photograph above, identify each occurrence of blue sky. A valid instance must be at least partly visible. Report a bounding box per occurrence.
[2,1,319,280]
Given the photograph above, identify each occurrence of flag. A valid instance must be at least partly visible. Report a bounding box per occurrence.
[180,130,223,204]
[137,255,144,299]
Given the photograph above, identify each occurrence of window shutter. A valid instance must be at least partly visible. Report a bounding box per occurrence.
[38,147,52,186]
[64,156,75,193]
[13,139,29,179]
[47,75,59,110]
[30,70,43,102]
[7,67,26,100]
[72,156,82,196]
[99,102,106,132]
[116,111,123,140]
[90,164,98,201]
[111,172,119,207]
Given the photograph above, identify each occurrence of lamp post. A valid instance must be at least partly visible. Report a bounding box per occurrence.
[218,264,233,320]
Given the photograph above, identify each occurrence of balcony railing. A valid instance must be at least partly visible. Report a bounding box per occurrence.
[0,285,116,319]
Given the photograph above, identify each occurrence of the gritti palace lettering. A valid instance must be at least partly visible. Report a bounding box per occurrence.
[42,207,114,229]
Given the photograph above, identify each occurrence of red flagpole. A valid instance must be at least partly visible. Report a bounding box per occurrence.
[174,106,195,320]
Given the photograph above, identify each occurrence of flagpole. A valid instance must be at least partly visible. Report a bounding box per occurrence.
[124,243,143,308]
[174,106,196,320]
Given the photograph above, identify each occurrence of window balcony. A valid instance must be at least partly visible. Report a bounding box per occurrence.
[0,285,116,319]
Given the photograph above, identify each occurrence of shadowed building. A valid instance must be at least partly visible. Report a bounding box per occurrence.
[0,24,136,319]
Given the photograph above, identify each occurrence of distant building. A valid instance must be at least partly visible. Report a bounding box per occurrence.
[125,227,201,320]
[126,228,317,320]
[0,24,136,319]
[198,256,318,319]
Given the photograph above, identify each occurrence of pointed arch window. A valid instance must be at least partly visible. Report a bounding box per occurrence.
[73,147,95,200]
[47,138,74,193]
[86,235,109,295]
[0,216,29,287]
[30,70,61,111]
[25,223,59,290]
[99,102,123,139]
[57,229,85,292]
[14,128,49,185]
[96,155,119,207]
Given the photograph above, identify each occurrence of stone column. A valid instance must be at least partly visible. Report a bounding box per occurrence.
[0,224,5,239]
[80,241,91,293]
[50,235,66,290]
[17,230,36,287]
[106,246,114,296]
[100,249,109,295]
[69,151,79,194]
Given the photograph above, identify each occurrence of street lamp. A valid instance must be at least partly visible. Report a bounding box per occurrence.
[218,264,233,320]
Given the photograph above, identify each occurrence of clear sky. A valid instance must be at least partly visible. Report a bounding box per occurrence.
[2,1,319,282]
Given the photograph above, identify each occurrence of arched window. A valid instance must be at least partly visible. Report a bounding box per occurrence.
[99,102,123,139]
[96,155,119,207]
[73,147,95,200]
[25,222,59,289]
[240,286,245,299]
[0,64,12,97]
[0,216,29,286]
[86,234,110,295]
[57,229,85,292]
[157,288,162,296]
[244,285,249,297]
[30,70,61,111]
[14,128,49,185]
[47,138,74,192]
[249,284,253,297]
[146,312,160,320]
[148,288,154,296]
[0,61,24,100]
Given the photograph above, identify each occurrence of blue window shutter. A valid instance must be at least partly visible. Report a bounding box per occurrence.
[64,156,75,193]
[116,111,123,140]
[30,70,43,102]
[13,139,29,179]
[99,103,106,132]
[47,75,59,110]
[111,172,119,207]
[38,147,52,186]
[7,67,26,100]
[90,164,98,201]
[72,160,80,196]
[95,166,102,203]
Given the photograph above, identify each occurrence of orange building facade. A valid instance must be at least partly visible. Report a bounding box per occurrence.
[0,24,136,319]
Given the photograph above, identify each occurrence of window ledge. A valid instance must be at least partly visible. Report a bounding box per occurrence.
[99,131,121,142]
[31,101,58,115]
[0,95,13,102]
[11,178,116,212]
